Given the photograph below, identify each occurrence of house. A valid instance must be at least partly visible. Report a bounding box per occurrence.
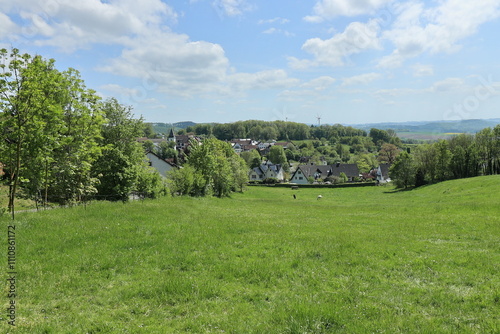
[146,151,177,178]
[249,161,284,182]
[167,129,200,151]
[136,137,167,146]
[290,163,360,184]
[230,139,259,153]
[376,164,391,183]
[274,141,292,149]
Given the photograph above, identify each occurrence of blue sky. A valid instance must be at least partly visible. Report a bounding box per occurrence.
[2,0,500,125]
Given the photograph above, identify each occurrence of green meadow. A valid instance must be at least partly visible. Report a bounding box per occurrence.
[2,176,500,333]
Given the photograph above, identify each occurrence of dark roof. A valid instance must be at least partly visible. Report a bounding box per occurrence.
[252,162,282,176]
[378,164,391,178]
[294,163,359,179]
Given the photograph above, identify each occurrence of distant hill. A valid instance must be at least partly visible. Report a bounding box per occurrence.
[351,118,500,134]
[150,121,197,135]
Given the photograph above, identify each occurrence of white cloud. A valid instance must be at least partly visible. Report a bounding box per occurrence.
[290,19,381,68]
[430,78,466,93]
[4,0,177,52]
[228,70,299,92]
[305,0,393,22]
[262,28,294,37]
[212,0,253,17]
[258,17,290,25]
[0,12,17,39]
[379,0,500,68]
[301,76,336,91]
[342,72,382,86]
[101,31,230,97]
[412,63,434,77]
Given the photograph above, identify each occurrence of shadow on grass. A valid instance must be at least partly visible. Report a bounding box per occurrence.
[383,186,416,194]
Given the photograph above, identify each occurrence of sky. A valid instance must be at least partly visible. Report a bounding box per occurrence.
[1,0,500,125]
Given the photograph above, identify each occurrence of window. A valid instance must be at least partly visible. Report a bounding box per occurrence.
[299,177,303,180]
[252,175,256,179]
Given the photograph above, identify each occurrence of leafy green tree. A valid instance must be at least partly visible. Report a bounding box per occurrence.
[413,144,438,183]
[142,140,155,152]
[48,69,104,205]
[369,128,391,147]
[0,49,58,215]
[448,134,479,179]
[92,98,145,201]
[143,123,156,138]
[268,145,288,170]
[156,141,177,160]
[378,143,400,164]
[180,138,248,197]
[476,126,500,175]
[0,49,105,214]
[241,149,261,168]
[229,155,249,192]
[434,140,452,182]
[390,151,415,189]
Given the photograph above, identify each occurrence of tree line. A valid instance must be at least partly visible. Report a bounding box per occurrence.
[185,120,372,142]
[0,49,165,218]
[390,127,500,189]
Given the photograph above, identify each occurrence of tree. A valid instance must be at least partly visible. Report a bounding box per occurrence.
[229,155,249,192]
[0,49,58,215]
[143,122,156,138]
[378,143,399,164]
[268,145,288,170]
[390,151,415,189]
[0,49,105,215]
[434,140,452,182]
[241,149,261,168]
[369,128,391,147]
[48,68,105,205]
[92,98,145,201]
[181,138,248,197]
[156,140,177,160]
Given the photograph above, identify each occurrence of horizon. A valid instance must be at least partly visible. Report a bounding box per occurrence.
[2,1,500,125]
[148,117,500,127]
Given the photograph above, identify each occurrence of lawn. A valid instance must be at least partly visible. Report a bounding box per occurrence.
[1,176,499,333]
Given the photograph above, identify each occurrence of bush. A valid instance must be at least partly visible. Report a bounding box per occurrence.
[263,177,279,184]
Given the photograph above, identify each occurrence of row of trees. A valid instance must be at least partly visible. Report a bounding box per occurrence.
[0,49,164,218]
[184,120,399,145]
[390,127,500,188]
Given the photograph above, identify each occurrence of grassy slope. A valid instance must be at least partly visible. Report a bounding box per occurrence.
[2,176,500,333]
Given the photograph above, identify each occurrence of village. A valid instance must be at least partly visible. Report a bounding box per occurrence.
[139,128,391,186]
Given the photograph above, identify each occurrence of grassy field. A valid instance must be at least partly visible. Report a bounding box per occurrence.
[2,176,500,333]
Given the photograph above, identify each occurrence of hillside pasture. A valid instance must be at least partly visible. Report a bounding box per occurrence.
[2,176,500,333]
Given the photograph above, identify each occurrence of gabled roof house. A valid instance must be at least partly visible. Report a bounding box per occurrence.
[290,163,360,184]
[249,161,284,181]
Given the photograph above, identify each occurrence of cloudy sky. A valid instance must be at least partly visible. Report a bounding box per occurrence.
[2,0,500,125]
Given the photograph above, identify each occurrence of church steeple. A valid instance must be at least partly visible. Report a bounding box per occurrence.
[167,128,176,142]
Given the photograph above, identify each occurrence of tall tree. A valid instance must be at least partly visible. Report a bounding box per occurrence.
[390,151,415,189]
[268,145,288,168]
[378,143,399,164]
[47,68,104,205]
[0,49,104,214]
[92,98,146,201]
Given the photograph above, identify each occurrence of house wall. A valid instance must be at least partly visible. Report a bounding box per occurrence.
[248,170,262,180]
[146,152,174,178]
[291,169,309,184]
